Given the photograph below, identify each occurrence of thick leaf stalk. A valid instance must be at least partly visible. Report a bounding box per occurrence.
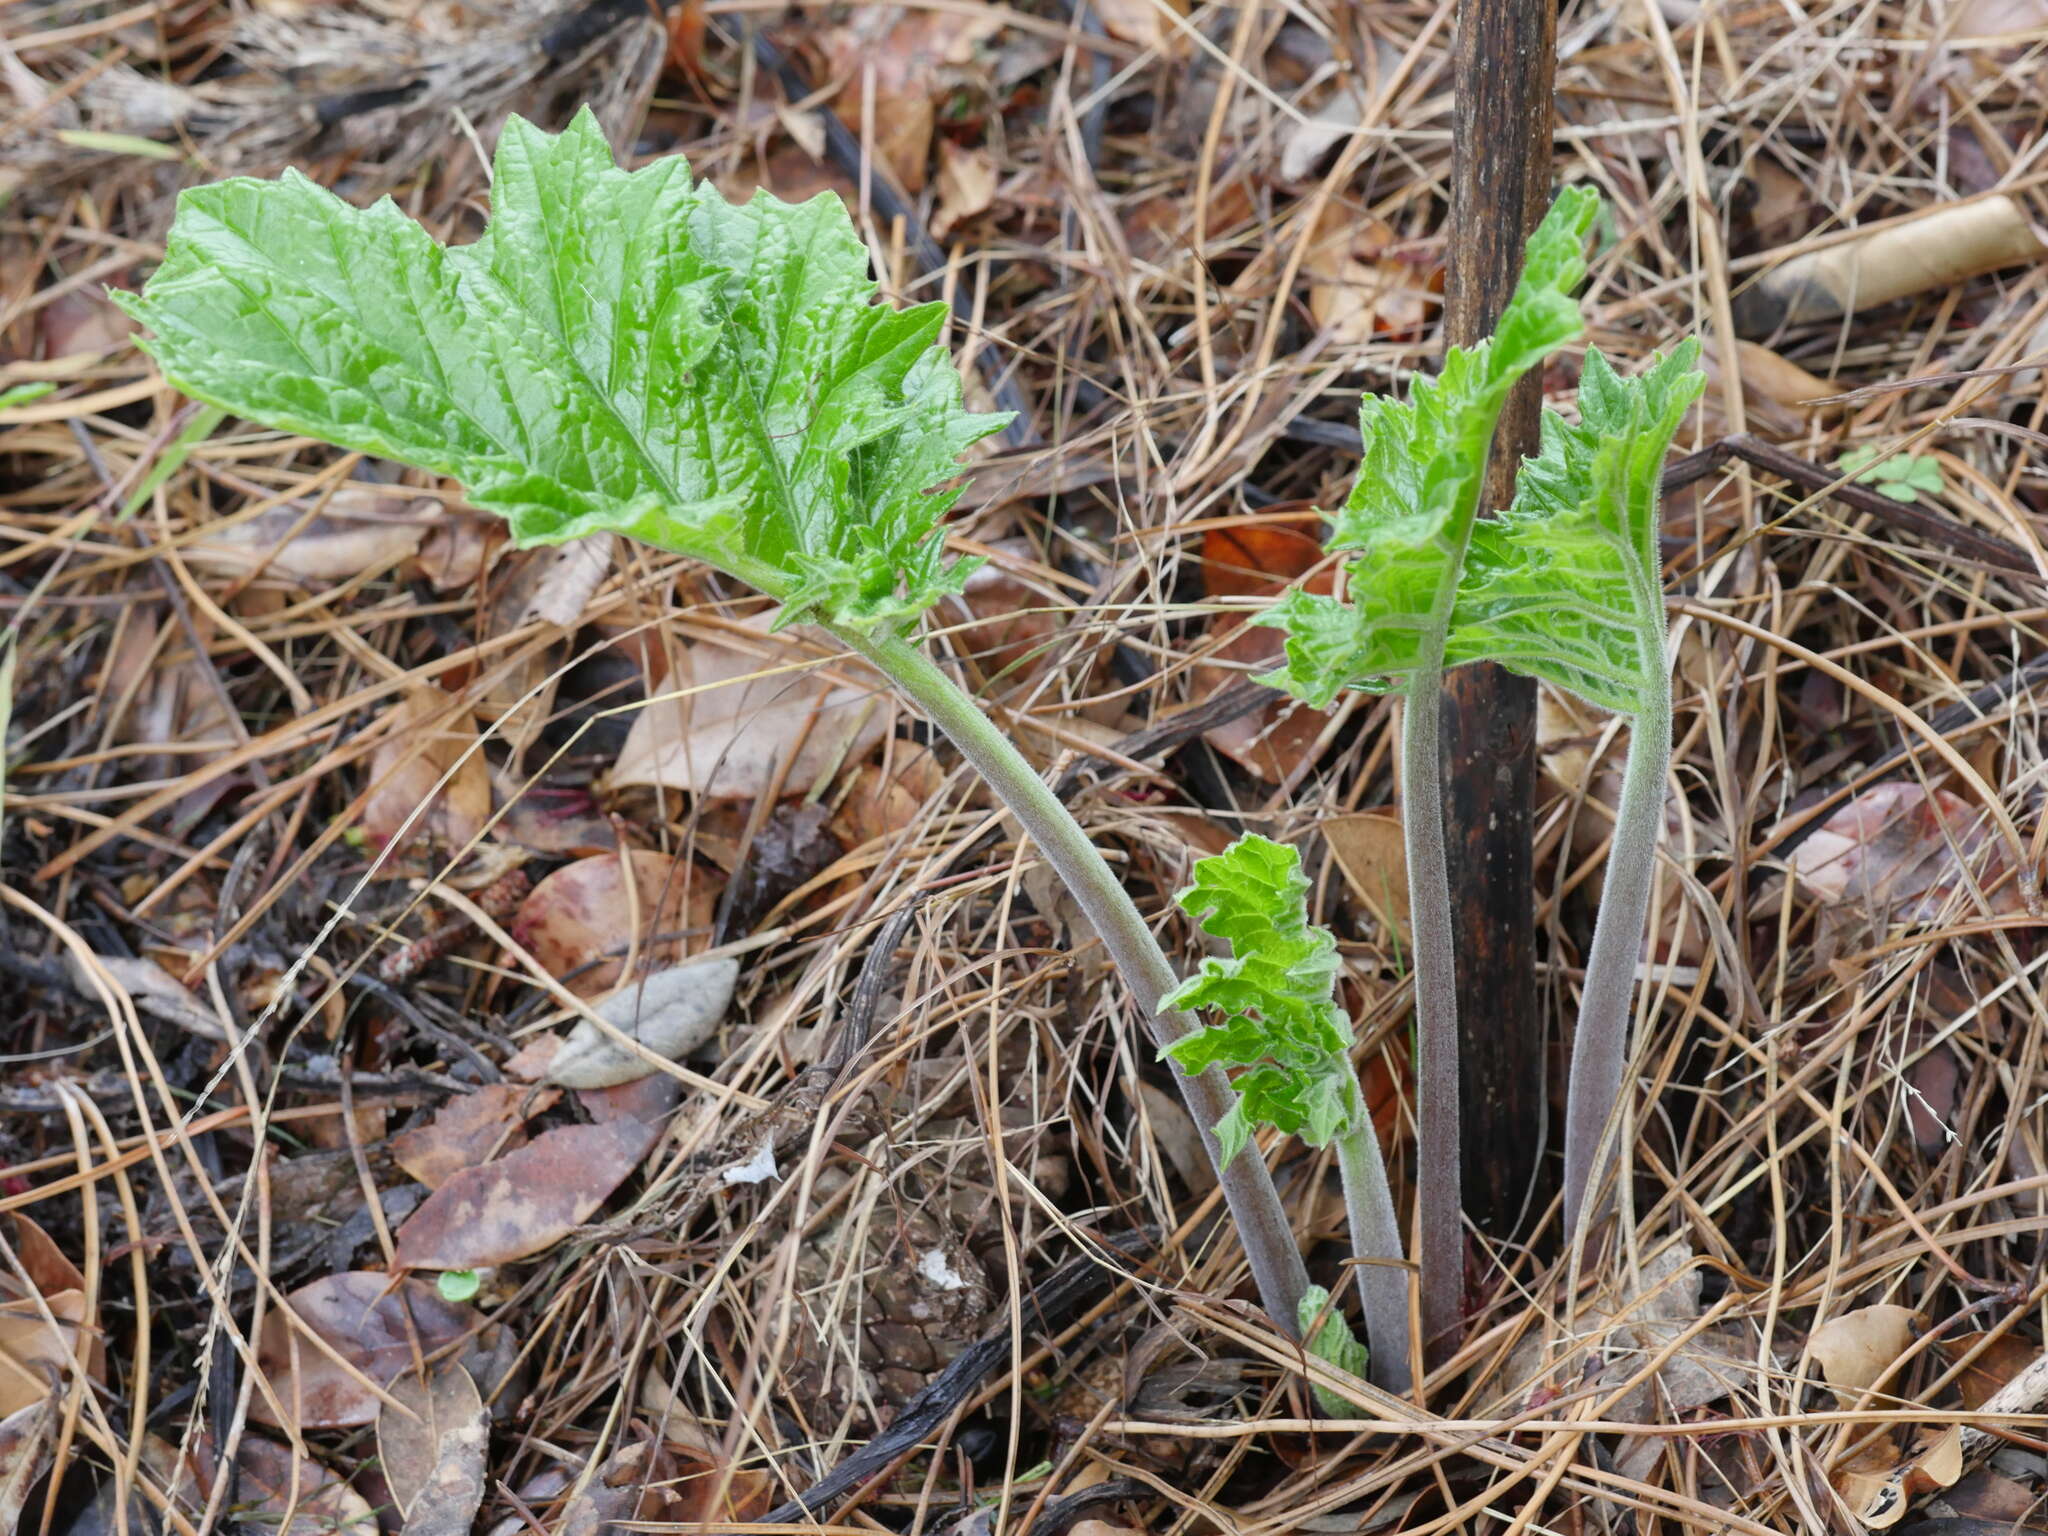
[841,633,1312,1329]
[1258,187,1603,1357]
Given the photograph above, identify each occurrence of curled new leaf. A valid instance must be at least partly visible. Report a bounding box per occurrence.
[114,108,1009,631]
[1450,342,1705,711]
[1158,834,1359,1166]
[1255,186,1600,707]
[1298,1283,1371,1414]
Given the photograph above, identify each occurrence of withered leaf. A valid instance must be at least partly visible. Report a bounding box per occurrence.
[377,1361,488,1532]
[392,1117,663,1271]
[391,1083,560,1190]
[253,1273,479,1430]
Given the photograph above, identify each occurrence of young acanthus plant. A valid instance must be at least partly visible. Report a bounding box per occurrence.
[1248,187,1705,1348]
[1159,834,1411,1395]
[114,108,1314,1333]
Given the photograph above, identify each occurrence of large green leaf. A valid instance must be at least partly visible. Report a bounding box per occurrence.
[1255,186,1600,708]
[114,108,1009,631]
[1448,342,1704,711]
[1158,834,1359,1166]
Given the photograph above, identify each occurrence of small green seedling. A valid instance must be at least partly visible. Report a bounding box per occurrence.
[1159,834,1408,1390]
[116,108,1312,1334]
[1838,445,1944,503]
[436,1268,482,1304]
[1254,187,1706,1310]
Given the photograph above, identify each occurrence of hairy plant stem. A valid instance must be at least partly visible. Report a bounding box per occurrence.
[1336,1116,1412,1392]
[1559,616,1671,1245]
[1400,668,1462,1360]
[837,625,1312,1332]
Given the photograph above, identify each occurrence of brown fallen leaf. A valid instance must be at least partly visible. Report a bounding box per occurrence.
[1734,195,2048,333]
[1200,516,1324,600]
[229,1435,378,1536]
[1323,810,1409,938]
[253,1274,481,1430]
[1303,206,1433,348]
[932,140,998,238]
[1790,785,2020,921]
[0,1398,54,1534]
[1844,1424,1965,1529]
[362,688,493,860]
[392,1116,664,1271]
[1936,1332,2040,1411]
[1809,1303,1921,1405]
[376,1361,488,1533]
[390,1083,561,1189]
[612,617,891,800]
[0,1287,89,1419]
[831,739,951,848]
[8,1215,83,1298]
[511,849,722,998]
[1190,582,1335,783]
[490,772,618,859]
[1089,0,1187,53]
[942,540,1064,690]
[182,489,430,584]
[811,7,1003,191]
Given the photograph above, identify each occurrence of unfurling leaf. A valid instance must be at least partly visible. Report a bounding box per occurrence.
[114,108,1010,632]
[1255,186,1600,708]
[1298,1284,1370,1414]
[1158,834,1360,1162]
[1450,342,1705,711]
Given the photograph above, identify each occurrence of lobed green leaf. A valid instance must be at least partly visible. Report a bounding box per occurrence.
[1158,834,1360,1163]
[114,108,1009,631]
[1449,341,1705,711]
[1256,186,1601,708]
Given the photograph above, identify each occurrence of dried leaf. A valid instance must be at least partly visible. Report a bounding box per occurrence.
[1089,0,1187,53]
[943,542,1063,688]
[392,1117,663,1271]
[490,773,618,859]
[363,689,492,859]
[1791,785,2021,920]
[0,1397,54,1532]
[182,489,427,583]
[231,1436,377,1536]
[66,951,224,1039]
[813,7,1004,189]
[390,1084,561,1189]
[547,957,740,1088]
[1200,518,1324,600]
[6,1217,81,1303]
[520,534,615,628]
[832,740,951,847]
[932,141,998,238]
[0,1288,87,1418]
[1936,1333,2039,1411]
[376,1362,487,1532]
[1303,207,1431,348]
[511,849,721,998]
[253,1274,481,1430]
[612,618,891,800]
[1323,810,1410,937]
[1809,1304,1920,1405]
[1848,1425,1966,1529]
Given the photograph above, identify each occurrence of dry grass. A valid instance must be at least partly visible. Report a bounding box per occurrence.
[4,0,2048,1531]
